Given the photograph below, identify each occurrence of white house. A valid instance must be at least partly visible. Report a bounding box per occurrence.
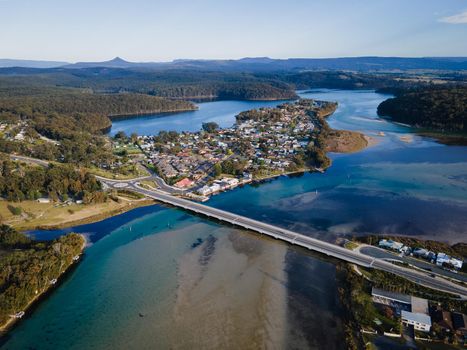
[37,198,51,204]
[401,310,431,332]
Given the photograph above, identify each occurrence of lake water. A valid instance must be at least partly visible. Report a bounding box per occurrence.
[2,90,466,349]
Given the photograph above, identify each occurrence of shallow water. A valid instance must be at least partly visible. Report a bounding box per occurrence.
[2,89,466,349]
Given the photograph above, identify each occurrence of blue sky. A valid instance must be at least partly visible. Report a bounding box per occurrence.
[1,0,466,61]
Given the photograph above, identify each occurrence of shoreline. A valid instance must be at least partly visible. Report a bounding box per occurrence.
[4,198,155,232]
[0,235,87,335]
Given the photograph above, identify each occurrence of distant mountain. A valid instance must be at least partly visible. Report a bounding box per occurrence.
[63,56,467,72]
[2,56,467,72]
[0,59,68,68]
[63,57,142,69]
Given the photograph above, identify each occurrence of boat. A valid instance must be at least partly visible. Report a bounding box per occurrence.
[49,278,57,285]
[11,311,25,319]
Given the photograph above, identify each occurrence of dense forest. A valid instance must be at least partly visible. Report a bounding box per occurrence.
[0,225,84,328]
[0,157,104,203]
[0,69,298,100]
[0,89,194,165]
[377,87,467,132]
[2,67,454,102]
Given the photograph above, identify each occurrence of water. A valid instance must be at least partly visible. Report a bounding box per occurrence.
[110,99,292,136]
[2,90,466,349]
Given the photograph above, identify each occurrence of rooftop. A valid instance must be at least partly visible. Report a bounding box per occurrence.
[372,287,411,304]
[401,310,432,326]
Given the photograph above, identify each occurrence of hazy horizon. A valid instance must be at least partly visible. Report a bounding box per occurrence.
[1,0,466,62]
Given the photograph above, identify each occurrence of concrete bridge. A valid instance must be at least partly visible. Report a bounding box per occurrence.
[107,181,467,299]
[9,154,467,299]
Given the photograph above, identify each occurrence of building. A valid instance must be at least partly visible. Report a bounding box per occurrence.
[436,253,464,270]
[372,288,431,331]
[433,309,453,331]
[452,312,467,335]
[174,178,194,189]
[378,239,404,252]
[37,198,51,204]
[372,288,411,308]
[401,310,432,332]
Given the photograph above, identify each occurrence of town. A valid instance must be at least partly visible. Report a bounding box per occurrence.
[137,99,335,198]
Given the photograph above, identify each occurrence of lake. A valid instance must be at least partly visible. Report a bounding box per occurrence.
[2,90,466,349]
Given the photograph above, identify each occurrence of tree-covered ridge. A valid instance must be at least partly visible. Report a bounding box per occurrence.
[0,89,195,166]
[0,69,298,100]
[377,87,467,132]
[0,157,104,203]
[0,91,195,134]
[0,225,84,328]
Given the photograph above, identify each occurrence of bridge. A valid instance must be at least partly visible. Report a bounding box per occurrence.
[103,180,467,299]
[9,154,467,299]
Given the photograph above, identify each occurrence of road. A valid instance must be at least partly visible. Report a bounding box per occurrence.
[10,154,467,298]
[101,179,467,299]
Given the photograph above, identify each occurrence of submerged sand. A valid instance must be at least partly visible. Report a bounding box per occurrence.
[170,228,288,349]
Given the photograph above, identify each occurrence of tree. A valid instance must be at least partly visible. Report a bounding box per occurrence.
[214,163,222,177]
[114,131,127,140]
[202,122,219,133]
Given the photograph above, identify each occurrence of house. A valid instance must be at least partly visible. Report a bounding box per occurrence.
[174,178,194,189]
[198,186,211,196]
[452,312,467,335]
[401,310,431,332]
[437,253,451,266]
[450,257,463,270]
[37,198,51,204]
[378,239,404,252]
[372,288,411,308]
[433,309,453,330]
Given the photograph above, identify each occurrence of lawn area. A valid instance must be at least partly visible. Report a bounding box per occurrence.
[345,241,360,250]
[87,165,150,180]
[0,198,154,230]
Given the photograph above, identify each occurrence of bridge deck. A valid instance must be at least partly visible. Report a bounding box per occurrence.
[131,184,467,299]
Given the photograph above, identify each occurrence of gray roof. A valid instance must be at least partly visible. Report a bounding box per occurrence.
[402,310,432,326]
[411,296,429,315]
[371,287,411,304]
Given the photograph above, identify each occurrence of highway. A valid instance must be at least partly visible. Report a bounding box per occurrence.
[111,181,467,299]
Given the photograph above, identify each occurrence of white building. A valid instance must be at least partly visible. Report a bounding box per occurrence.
[401,310,431,332]
[437,253,451,266]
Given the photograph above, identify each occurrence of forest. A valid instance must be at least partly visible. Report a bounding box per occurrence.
[377,87,467,132]
[0,225,84,327]
[0,156,104,203]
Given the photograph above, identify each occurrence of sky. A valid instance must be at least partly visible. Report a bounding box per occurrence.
[0,0,467,62]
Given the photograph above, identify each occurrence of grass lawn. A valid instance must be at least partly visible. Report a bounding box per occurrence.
[87,165,150,180]
[0,198,154,230]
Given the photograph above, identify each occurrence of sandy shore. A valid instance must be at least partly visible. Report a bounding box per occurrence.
[169,228,288,349]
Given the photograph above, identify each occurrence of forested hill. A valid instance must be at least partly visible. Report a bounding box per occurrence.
[0,91,195,135]
[377,87,467,132]
[0,68,298,101]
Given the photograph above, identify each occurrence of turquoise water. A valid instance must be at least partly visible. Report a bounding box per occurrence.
[2,90,466,349]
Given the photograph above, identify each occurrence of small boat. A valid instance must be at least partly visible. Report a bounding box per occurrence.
[13,311,25,319]
[49,278,57,285]
[72,255,80,261]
